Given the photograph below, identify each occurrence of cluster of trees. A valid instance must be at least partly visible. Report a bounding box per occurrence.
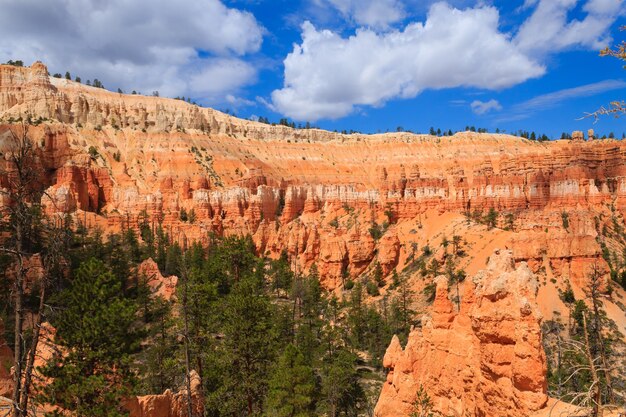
[174,96,198,105]
[3,60,24,67]
[0,123,418,417]
[255,116,317,130]
[544,266,624,417]
[559,132,625,140]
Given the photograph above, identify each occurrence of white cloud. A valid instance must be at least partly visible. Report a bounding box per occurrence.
[471,99,502,115]
[317,0,405,29]
[514,0,623,55]
[271,3,545,121]
[0,0,263,102]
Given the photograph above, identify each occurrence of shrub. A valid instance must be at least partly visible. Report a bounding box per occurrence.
[366,280,380,296]
[179,208,188,222]
[485,207,498,230]
[369,222,384,240]
[88,146,99,159]
[422,282,436,303]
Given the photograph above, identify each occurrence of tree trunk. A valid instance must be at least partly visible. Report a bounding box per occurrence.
[11,225,24,417]
[18,283,46,417]
[583,314,602,417]
[181,266,194,417]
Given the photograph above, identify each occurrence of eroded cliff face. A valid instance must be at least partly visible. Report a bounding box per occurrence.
[2,61,625,417]
[1,62,624,290]
[375,249,548,417]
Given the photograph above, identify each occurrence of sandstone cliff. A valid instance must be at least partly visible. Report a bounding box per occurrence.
[1,62,624,289]
[375,249,548,417]
[2,61,626,417]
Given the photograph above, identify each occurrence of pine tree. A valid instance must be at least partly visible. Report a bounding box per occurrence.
[265,344,316,417]
[318,349,363,417]
[39,258,141,417]
[209,275,277,415]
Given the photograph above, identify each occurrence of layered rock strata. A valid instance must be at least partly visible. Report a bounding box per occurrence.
[375,249,548,417]
[1,61,623,288]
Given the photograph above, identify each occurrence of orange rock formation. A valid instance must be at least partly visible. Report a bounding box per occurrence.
[126,371,203,417]
[137,258,178,301]
[1,62,625,417]
[1,62,623,289]
[375,249,548,417]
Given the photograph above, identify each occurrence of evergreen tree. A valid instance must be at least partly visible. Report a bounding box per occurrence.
[39,258,141,417]
[265,344,316,417]
[318,349,363,417]
[208,275,277,415]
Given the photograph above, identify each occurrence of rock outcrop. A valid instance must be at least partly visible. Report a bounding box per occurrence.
[126,371,203,417]
[137,258,178,301]
[375,249,548,417]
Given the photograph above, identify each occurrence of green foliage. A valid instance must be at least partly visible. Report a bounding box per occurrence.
[369,222,384,240]
[485,207,498,230]
[88,145,99,159]
[270,250,294,295]
[318,349,364,417]
[423,282,436,303]
[25,215,412,417]
[561,211,570,230]
[366,279,380,296]
[208,275,277,415]
[265,344,316,417]
[504,213,515,231]
[39,258,141,417]
[410,385,439,417]
[179,207,188,222]
[384,204,395,224]
[329,217,339,228]
[373,262,385,287]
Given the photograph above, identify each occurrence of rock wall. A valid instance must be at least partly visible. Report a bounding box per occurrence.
[375,249,548,417]
[1,62,624,289]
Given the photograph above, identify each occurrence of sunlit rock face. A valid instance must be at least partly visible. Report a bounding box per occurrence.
[1,61,624,292]
[375,250,548,417]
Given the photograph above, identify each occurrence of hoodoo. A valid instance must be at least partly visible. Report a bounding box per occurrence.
[1,61,625,417]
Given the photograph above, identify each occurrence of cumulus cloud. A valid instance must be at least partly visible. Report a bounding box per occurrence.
[271,3,545,121]
[0,0,263,102]
[316,0,405,29]
[514,0,623,55]
[471,99,502,115]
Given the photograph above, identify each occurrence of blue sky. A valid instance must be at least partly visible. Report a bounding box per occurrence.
[0,0,625,138]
